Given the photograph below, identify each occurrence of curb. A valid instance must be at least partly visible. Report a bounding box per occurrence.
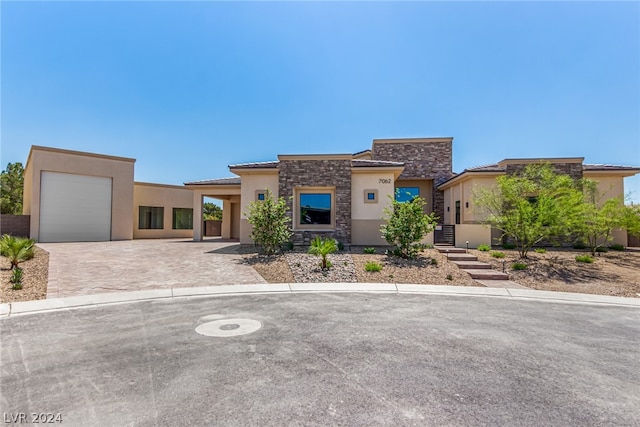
[1,283,639,318]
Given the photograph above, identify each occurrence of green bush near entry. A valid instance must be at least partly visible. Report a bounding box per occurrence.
[364,261,382,272]
[491,251,505,258]
[575,255,594,263]
[477,244,491,252]
[363,247,376,254]
[512,262,528,270]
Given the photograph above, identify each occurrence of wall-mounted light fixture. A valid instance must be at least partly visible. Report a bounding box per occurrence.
[465,202,469,208]
[447,206,450,212]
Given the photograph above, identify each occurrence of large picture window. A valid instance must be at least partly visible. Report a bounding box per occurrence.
[173,208,193,230]
[139,206,164,229]
[395,187,420,203]
[295,187,335,229]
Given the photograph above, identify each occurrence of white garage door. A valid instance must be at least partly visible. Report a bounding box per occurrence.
[39,171,112,242]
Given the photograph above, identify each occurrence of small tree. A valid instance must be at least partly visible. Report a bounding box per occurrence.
[624,204,640,238]
[0,162,24,215]
[0,235,35,270]
[474,163,583,258]
[381,194,438,258]
[308,236,337,269]
[574,181,628,255]
[245,189,292,255]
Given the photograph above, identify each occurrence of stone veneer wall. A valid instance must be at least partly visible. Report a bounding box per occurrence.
[278,159,352,245]
[372,141,454,222]
[505,163,583,181]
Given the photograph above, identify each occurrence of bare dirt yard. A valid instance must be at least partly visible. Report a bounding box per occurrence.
[241,245,640,298]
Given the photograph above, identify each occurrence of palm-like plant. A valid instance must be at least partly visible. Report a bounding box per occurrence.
[308,237,337,270]
[0,235,35,269]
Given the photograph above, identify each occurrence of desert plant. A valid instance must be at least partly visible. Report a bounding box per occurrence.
[308,236,337,269]
[512,262,528,270]
[430,258,438,266]
[491,251,505,258]
[595,246,608,253]
[381,194,438,258]
[446,274,453,280]
[10,266,23,289]
[502,242,516,250]
[0,235,35,269]
[364,261,382,272]
[575,255,594,263]
[534,248,547,254]
[363,247,376,254]
[336,241,345,251]
[245,190,292,255]
[609,243,625,251]
[477,244,491,252]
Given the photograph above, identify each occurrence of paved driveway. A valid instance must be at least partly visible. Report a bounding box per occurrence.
[39,238,266,298]
[2,293,639,426]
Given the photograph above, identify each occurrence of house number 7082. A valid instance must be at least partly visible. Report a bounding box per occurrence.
[378,178,392,184]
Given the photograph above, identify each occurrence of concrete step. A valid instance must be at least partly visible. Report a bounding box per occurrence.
[462,269,510,280]
[436,247,466,254]
[451,260,492,269]
[446,254,478,262]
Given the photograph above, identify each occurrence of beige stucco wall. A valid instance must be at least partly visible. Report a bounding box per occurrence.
[238,173,279,244]
[351,171,395,245]
[23,146,135,241]
[133,182,193,239]
[583,175,625,202]
[453,224,492,248]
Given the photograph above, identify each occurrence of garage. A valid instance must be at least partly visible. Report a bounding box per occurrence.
[39,171,113,242]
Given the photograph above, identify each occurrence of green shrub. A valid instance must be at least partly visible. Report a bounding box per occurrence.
[424,243,434,249]
[363,247,376,254]
[575,255,594,263]
[446,274,453,280]
[430,258,438,266]
[502,242,516,250]
[245,190,292,255]
[534,248,547,254]
[281,241,294,252]
[10,266,23,289]
[609,243,625,251]
[364,261,382,272]
[381,195,438,258]
[477,244,491,252]
[491,251,505,258]
[337,241,345,251]
[512,262,528,270]
[572,240,587,250]
[308,237,337,270]
[595,246,608,253]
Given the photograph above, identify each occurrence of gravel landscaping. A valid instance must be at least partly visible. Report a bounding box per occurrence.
[0,246,49,303]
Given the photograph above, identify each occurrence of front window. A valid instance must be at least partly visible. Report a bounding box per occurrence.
[395,187,420,203]
[139,206,164,229]
[300,193,331,225]
[172,208,193,230]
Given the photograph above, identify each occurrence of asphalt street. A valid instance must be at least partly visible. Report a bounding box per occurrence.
[2,292,639,426]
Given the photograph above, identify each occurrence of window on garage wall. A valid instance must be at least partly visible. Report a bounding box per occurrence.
[139,206,164,229]
[173,208,193,230]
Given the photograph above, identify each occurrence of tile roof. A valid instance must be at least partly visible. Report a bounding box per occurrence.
[184,177,241,186]
[352,159,404,167]
[464,163,505,172]
[228,161,279,169]
[583,164,640,172]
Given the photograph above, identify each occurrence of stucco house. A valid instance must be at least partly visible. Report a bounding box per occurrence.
[21,140,639,246]
[23,146,193,242]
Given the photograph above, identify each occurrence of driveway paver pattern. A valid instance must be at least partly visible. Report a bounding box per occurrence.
[38,238,265,298]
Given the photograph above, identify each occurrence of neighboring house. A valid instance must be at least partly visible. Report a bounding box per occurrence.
[21,141,640,246]
[23,146,193,242]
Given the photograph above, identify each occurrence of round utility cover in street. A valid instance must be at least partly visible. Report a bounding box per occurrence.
[195,318,262,337]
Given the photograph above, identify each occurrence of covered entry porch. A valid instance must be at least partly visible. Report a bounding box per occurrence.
[185,178,241,242]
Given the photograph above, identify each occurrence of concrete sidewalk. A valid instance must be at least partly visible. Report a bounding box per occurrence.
[38,238,266,298]
[2,283,639,318]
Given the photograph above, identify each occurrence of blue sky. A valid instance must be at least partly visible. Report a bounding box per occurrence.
[2,1,639,202]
